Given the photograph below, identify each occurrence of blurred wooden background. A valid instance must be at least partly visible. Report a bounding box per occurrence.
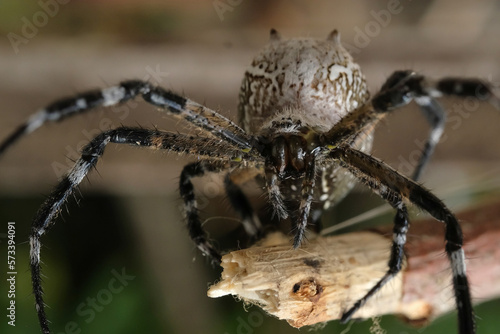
[1,0,500,194]
[0,1,499,334]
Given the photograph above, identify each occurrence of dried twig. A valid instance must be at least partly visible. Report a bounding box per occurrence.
[208,200,500,328]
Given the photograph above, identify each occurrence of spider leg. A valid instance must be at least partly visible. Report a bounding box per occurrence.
[293,153,318,248]
[179,161,234,265]
[411,96,445,179]
[310,205,324,233]
[322,77,493,330]
[324,72,499,149]
[379,70,446,180]
[331,147,474,334]
[372,73,500,124]
[224,174,263,238]
[369,73,445,318]
[264,165,289,219]
[29,126,254,334]
[0,80,257,156]
[323,73,493,333]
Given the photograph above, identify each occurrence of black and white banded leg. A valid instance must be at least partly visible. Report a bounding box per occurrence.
[326,75,491,334]
[325,72,499,153]
[179,162,231,265]
[224,174,263,239]
[332,147,473,334]
[341,202,410,322]
[372,74,499,121]
[0,80,257,156]
[264,165,289,220]
[29,127,254,334]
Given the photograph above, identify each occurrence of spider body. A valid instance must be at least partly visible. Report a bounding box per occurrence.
[242,29,374,218]
[1,29,499,334]
[239,30,369,132]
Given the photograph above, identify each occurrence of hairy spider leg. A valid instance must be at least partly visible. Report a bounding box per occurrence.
[181,163,269,266]
[264,165,289,219]
[324,75,499,150]
[293,151,319,248]
[339,195,410,323]
[374,76,496,332]
[0,80,257,156]
[378,70,446,181]
[333,147,473,334]
[324,76,499,334]
[339,71,445,329]
[180,162,228,265]
[29,127,257,334]
[338,71,446,329]
[180,161,266,265]
[224,174,263,238]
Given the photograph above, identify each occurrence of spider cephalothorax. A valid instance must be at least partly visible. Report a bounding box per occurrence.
[1,29,499,334]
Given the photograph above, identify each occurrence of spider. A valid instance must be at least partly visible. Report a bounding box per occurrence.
[1,29,498,334]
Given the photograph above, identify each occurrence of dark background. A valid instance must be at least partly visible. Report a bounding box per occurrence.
[1,1,499,333]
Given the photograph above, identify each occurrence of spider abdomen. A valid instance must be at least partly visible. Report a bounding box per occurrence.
[238,30,370,134]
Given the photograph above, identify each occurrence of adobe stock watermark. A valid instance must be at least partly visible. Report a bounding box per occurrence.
[51,64,170,178]
[213,0,244,21]
[56,267,135,334]
[6,0,72,54]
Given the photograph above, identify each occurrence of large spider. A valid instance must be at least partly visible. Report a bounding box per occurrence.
[1,29,498,334]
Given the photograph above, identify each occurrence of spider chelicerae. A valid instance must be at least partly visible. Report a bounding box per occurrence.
[1,29,499,334]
